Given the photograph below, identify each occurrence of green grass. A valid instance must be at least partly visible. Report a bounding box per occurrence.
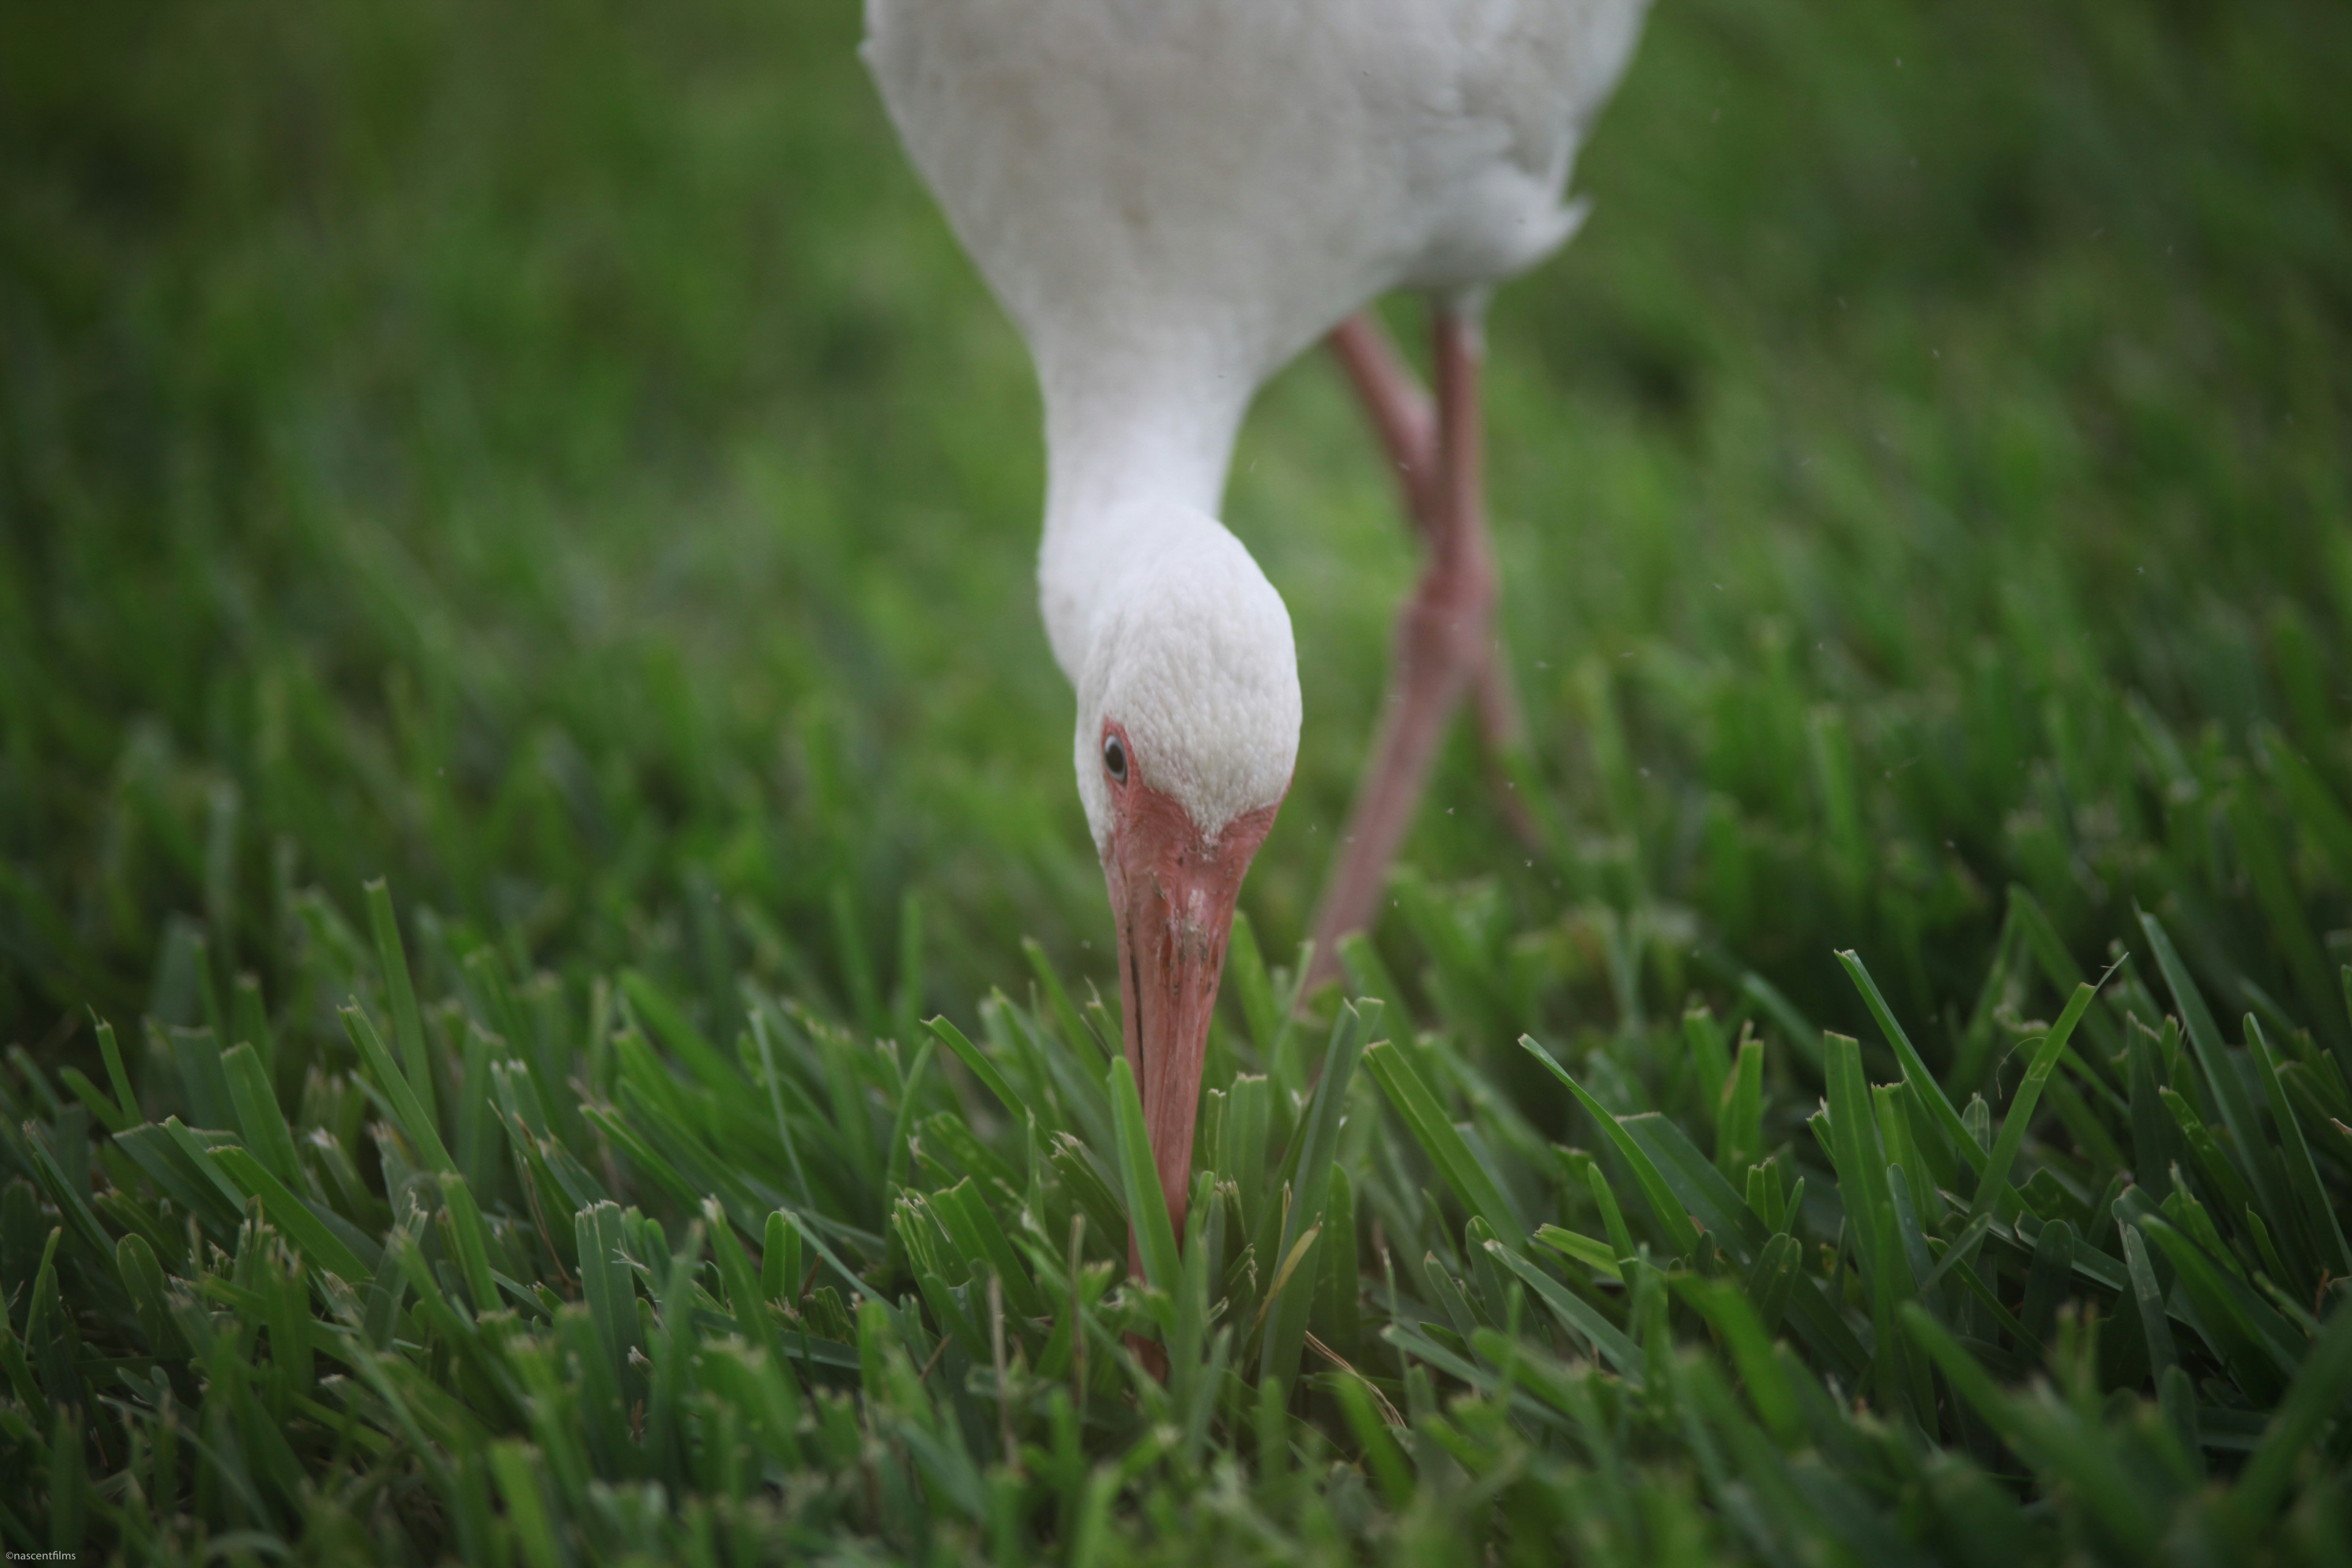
[5,0,2352,1560]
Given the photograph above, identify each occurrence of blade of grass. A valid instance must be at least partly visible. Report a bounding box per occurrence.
[1838,951,1978,1177]
[1519,1035,1698,1258]
[1262,1002,1368,1390]
[212,1147,371,1284]
[96,1016,138,1125]
[365,879,436,1126]
[2136,1217,2296,1399]
[1483,1241,1642,1383]
[1902,1305,2162,1561]
[1226,913,1281,1068]
[1363,1038,1524,1245]
[1739,971,1824,1071]
[928,1015,1020,1121]
[884,1036,935,1197]
[1107,1056,1179,1296]
[439,1173,502,1317]
[1820,1034,1895,1295]
[1970,982,2097,1220]
[1672,1274,1801,1447]
[342,1002,456,1175]
[618,969,740,1097]
[2232,1300,2352,1522]
[1024,938,1109,1073]
[2121,1224,2178,1377]
[1535,1224,1621,1281]
[1683,1005,1732,1124]
[1717,1028,1763,1179]
[2247,1016,2351,1280]
[220,1041,303,1188]
[2138,911,2290,1230]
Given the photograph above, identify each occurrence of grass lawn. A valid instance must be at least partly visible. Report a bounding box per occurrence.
[4,0,2351,1561]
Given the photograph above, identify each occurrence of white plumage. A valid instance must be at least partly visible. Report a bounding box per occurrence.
[864,0,1645,835]
[864,0,1649,1253]
[1068,500,1299,847]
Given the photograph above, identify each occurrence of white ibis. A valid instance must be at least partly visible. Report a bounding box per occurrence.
[865,1,1649,1250]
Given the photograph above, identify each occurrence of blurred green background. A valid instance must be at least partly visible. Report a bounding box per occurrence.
[3,0,2348,1058]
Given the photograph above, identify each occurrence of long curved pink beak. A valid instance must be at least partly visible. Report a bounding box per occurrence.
[1103,786,1279,1261]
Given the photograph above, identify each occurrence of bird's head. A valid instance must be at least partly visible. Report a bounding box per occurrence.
[1073,514,1298,1234]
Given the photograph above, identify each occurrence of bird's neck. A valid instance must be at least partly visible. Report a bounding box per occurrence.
[1037,349,1256,679]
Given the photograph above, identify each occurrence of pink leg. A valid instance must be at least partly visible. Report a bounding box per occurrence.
[1328,314,1441,529]
[1308,308,1503,993]
[1328,313,1537,842]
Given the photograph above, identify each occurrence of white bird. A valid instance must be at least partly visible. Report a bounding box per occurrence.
[865,0,1649,1252]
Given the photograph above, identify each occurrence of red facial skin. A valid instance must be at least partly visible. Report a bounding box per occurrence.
[1096,719,1281,1278]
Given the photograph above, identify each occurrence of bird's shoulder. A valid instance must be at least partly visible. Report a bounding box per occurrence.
[862,0,1650,318]
[1433,0,1652,145]
[1373,0,1652,287]
[865,0,1644,144]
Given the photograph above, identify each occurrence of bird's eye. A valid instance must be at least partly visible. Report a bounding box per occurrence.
[1102,733,1128,785]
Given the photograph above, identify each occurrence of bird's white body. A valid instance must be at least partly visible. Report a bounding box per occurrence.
[865,0,1646,844]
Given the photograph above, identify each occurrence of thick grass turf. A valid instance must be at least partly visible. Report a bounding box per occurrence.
[3,0,2351,1561]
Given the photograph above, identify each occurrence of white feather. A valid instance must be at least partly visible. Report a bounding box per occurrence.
[1070,500,1300,846]
[865,0,1649,835]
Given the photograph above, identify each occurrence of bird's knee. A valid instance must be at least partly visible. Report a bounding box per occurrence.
[1399,555,1497,672]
